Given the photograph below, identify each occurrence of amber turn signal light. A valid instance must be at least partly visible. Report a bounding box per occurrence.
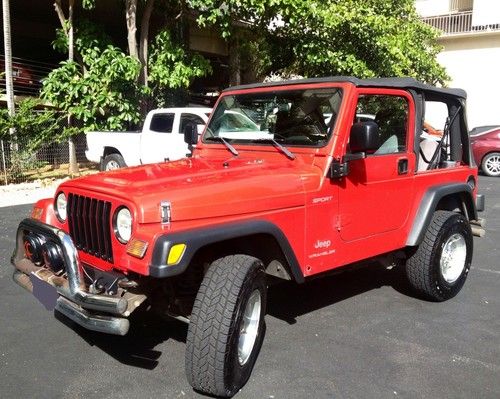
[31,207,43,220]
[126,239,148,259]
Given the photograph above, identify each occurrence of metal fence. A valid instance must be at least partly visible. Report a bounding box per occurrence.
[422,11,500,36]
[0,127,94,185]
[0,54,58,97]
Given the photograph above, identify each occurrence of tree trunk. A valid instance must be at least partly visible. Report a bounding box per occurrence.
[68,0,74,62]
[139,0,155,87]
[2,0,16,134]
[67,0,79,174]
[126,0,139,60]
[228,34,241,86]
[1,0,13,183]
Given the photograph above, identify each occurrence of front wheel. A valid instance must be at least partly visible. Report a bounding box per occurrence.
[185,255,267,398]
[405,211,473,301]
[101,153,126,171]
[481,152,500,177]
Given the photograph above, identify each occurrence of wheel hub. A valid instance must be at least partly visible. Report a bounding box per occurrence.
[105,160,121,170]
[440,233,467,283]
[238,289,261,366]
[485,155,500,175]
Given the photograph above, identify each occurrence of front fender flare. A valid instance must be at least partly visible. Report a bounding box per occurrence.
[149,220,304,283]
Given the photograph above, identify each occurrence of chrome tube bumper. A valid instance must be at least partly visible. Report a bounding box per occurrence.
[11,218,130,335]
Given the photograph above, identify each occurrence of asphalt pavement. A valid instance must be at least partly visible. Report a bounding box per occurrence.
[0,177,499,399]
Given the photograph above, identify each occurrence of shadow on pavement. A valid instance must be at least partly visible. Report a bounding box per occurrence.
[53,263,416,370]
[267,264,417,324]
[55,307,188,370]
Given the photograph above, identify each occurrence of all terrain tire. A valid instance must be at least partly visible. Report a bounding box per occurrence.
[185,255,267,398]
[406,211,473,301]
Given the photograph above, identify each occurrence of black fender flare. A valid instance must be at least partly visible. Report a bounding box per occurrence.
[148,220,305,283]
[406,183,477,246]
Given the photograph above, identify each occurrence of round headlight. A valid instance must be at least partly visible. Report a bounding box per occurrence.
[55,192,67,222]
[115,207,132,243]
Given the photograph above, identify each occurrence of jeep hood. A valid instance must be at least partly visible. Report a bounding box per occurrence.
[61,156,318,223]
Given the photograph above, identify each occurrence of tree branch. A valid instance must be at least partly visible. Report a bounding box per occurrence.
[53,0,68,36]
[126,0,139,60]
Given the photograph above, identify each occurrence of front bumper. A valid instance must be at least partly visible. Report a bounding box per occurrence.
[11,218,130,335]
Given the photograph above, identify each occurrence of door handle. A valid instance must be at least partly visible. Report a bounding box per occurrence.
[398,158,408,175]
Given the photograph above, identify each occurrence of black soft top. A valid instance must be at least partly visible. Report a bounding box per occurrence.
[224,76,466,100]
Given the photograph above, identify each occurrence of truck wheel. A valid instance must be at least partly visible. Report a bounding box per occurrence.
[481,152,500,177]
[185,255,267,398]
[406,211,473,301]
[102,153,126,171]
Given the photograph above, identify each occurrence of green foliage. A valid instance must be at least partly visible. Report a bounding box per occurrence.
[82,0,96,10]
[0,108,8,137]
[0,98,64,152]
[188,0,448,85]
[53,20,113,55]
[7,150,49,184]
[46,18,212,125]
[149,30,212,90]
[42,21,142,131]
[0,99,63,183]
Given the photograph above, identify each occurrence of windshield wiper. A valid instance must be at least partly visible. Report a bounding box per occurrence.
[252,138,296,160]
[205,136,239,156]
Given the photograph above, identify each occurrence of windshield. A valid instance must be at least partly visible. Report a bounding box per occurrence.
[203,88,343,147]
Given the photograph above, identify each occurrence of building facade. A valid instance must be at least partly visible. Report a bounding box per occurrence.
[0,1,232,105]
[416,0,500,129]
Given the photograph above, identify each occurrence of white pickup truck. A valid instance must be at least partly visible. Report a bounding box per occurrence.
[85,107,211,170]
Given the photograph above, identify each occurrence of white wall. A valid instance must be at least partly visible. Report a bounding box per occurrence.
[437,33,500,128]
[472,0,500,26]
[415,0,451,17]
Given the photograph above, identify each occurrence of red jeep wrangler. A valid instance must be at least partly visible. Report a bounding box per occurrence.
[12,77,485,397]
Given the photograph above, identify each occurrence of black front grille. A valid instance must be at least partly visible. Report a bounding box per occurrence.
[67,193,114,263]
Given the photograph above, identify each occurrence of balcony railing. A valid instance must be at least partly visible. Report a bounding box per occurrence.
[1,55,58,97]
[422,11,500,36]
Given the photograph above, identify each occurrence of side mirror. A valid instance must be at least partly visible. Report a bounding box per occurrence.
[196,124,205,134]
[329,121,380,179]
[184,123,198,146]
[349,121,379,153]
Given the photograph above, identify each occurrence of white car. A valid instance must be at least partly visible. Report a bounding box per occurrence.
[85,107,211,171]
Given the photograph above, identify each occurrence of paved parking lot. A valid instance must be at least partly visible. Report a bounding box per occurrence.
[0,177,499,399]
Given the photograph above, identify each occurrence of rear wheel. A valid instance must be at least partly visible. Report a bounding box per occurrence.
[481,152,500,177]
[405,211,473,301]
[185,255,267,398]
[102,153,126,171]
